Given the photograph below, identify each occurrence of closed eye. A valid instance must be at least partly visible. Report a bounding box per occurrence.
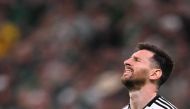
[133,57,141,62]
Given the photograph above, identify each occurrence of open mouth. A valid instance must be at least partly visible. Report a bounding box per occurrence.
[125,66,133,72]
[122,67,133,79]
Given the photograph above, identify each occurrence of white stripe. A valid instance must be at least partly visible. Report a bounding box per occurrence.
[150,103,165,109]
[122,105,129,109]
[159,97,177,109]
[156,100,171,109]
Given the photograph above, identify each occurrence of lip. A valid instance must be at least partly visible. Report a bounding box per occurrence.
[123,68,133,78]
[123,68,133,76]
[124,70,132,76]
[125,66,133,72]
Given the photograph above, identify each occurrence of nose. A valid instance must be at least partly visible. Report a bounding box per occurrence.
[124,58,132,66]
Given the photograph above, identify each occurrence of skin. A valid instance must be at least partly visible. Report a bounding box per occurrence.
[121,50,162,109]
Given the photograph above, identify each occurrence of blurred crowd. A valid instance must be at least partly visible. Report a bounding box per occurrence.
[0,0,190,109]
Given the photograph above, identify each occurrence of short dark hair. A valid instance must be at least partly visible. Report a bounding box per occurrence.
[136,43,174,86]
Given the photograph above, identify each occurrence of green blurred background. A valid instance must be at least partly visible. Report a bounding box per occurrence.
[0,0,190,109]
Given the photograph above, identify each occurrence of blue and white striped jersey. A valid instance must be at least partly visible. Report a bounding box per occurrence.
[123,95,177,109]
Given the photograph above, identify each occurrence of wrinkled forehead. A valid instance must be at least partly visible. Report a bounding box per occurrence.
[132,50,155,59]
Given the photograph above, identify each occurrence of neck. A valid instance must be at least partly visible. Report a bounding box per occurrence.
[129,83,158,109]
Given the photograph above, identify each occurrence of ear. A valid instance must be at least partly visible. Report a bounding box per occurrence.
[149,69,162,80]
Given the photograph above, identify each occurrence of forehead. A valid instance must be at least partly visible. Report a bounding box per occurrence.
[132,50,154,59]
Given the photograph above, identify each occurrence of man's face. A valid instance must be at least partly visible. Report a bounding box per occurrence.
[121,50,155,90]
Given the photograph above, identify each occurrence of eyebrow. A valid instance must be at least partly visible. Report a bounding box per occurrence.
[132,55,141,59]
[134,56,142,60]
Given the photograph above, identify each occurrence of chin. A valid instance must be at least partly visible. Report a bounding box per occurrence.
[121,75,129,82]
[121,77,146,91]
[121,76,131,86]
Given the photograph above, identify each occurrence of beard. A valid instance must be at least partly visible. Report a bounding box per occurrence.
[121,69,148,91]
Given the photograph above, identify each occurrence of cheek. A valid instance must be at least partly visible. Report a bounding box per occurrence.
[133,67,149,78]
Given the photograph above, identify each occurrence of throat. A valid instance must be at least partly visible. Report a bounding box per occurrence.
[129,89,157,109]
